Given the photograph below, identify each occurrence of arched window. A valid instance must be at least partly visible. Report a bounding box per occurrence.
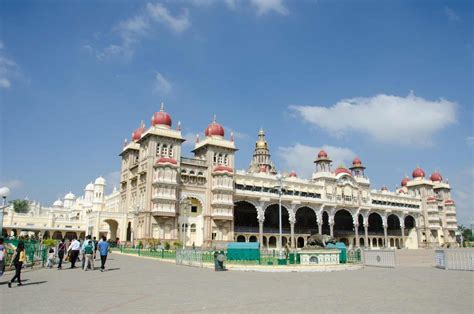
[218,154,223,165]
[156,144,161,156]
[162,144,168,157]
[224,154,229,165]
[213,154,217,164]
[190,224,196,233]
[169,145,174,157]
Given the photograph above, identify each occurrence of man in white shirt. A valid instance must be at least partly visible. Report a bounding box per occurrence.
[67,238,81,268]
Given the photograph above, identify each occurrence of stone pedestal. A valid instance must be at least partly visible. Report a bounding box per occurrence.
[299,249,340,265]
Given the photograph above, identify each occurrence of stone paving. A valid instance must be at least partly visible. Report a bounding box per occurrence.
[1,250,473,313]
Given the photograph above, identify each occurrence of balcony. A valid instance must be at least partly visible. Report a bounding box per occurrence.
[180,157,207,167]
[211,185,234,192]
[152,178,177,185]
[428,215,439,222]
[211,210,233,220]
[151,208,176,217]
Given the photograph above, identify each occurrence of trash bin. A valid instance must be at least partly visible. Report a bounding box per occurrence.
[296,252,301,264]
[277,258,287,265]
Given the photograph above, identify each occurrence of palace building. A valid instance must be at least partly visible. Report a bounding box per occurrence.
[2,104,459,249]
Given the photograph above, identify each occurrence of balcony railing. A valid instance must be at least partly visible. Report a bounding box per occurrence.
[180,157,207,166]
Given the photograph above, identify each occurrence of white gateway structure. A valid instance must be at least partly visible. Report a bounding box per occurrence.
[2,104,458,249]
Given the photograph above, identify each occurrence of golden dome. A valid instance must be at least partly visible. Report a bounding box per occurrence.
[256,140,267,149]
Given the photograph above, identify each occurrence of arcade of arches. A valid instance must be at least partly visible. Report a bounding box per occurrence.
[233,201,419,249]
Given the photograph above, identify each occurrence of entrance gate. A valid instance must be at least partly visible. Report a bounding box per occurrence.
[176,249,204,267]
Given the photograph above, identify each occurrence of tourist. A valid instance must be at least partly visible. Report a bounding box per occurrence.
[98,236,110,272]
[93,236,98,262]
[0,238,5,277]
[67,237,81,268]
[81,235,92,269]
[57,238,67,270]
[83,240,94,271]
[46,247,55,268]
[8,241,26,288]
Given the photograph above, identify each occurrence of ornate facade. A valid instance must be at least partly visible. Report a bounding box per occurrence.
[2,104,459,249]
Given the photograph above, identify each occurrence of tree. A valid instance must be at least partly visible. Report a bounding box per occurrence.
[10,199,30,213]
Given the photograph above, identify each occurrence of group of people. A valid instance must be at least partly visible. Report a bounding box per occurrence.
[0,235,110,288]
[50,235,110,272]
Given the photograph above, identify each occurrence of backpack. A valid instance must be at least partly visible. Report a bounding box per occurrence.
[84,244,93,255]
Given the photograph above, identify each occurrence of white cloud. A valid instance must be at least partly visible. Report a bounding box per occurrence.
[153,71,172,94]
[291,92,457,146]
[250,0,288,16]
[277,143,355,179]
[0,78,11,89]
[0,43,19,89]
[146,3,190,33]
[0,179,24,190]
[445,7,461,21]
[91,2,190,60]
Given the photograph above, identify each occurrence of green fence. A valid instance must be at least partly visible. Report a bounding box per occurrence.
[3,239,47,268]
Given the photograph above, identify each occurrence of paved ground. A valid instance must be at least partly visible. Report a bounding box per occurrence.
[1,250,472,313]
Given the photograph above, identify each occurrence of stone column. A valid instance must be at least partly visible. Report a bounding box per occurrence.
[383,227,388,248]
[318,223,322,235]
[258,220,264,247]
[401,226,405,249]
[329,223,334,237]
[354,224,360,248]
[290,222,295,248]
[364,224,369,248]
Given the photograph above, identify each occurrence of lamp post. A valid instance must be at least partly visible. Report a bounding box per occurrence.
[275,174,284,261]
[130,205,140,248]
[179,198,191,248]
[0,187,11,237]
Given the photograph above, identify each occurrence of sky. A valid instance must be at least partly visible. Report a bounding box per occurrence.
[0,0,472,225]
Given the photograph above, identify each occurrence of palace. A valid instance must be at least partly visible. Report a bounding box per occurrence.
[2,104,459,249]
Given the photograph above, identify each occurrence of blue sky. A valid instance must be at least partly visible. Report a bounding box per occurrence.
[0,0,472,225]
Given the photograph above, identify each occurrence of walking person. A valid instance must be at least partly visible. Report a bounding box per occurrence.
[8,241,26,288]
[98,236,110,272]
[81,235,92,269]
[57,238,67,270]
[92,237,98,263]
[46,247,55,268]
[83,240,94,271]
[0,238,6,277]
[67,237,80,268]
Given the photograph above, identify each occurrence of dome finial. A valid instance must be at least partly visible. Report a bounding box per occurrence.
[140,120,145,128]
[177,120,181,131]
[160,102,165,111]
[230,131,234,142]
[195,133,200,143]
[213,114,217,122]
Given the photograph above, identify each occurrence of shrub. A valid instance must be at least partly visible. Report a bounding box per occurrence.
[43,239,58,248]
[172,241,182,249]
[164,241,170,250]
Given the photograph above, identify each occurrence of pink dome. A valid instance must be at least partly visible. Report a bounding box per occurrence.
[335,167,352,176]
[317,150,328,158]
[289,171,297,178]
[412,167,425,179]
[352,157,362,166]
[430,171,442,182]
[380,186,388,191]
[151,103,172,127]
[401,177,409,187]
[205,116,225,137]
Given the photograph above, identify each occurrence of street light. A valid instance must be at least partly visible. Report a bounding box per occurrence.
[0,187,11,237]
[275,173,285,261]
[179,198,192,248]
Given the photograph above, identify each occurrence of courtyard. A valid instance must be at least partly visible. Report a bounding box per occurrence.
[1,250,472,313]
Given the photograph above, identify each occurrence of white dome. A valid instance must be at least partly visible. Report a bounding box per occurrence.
[94,176,106,185]
[85,182,94,191]
[53,199,63,207]
[64,192,76,200]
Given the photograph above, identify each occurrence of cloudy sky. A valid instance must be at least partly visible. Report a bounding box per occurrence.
[0,0,472,225]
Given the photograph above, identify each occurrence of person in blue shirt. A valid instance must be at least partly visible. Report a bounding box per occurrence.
[98,236,110,272]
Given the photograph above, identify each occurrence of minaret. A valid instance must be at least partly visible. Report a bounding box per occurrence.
[248,128,277,174]
[349,157,366,177]
[314,150,332,173]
